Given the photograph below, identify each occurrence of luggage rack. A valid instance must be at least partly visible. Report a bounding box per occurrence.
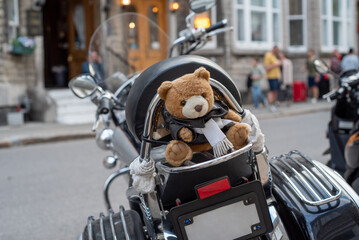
[270,150,342,206]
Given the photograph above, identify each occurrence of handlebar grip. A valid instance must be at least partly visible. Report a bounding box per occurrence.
[205,19,227,33]
[99,97,110,114]
[328,87,345,100]
[329,93,338,101]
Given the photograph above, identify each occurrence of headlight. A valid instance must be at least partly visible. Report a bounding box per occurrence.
[96,128,114,150]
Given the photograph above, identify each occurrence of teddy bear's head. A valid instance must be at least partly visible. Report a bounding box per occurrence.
[157,67,214,119]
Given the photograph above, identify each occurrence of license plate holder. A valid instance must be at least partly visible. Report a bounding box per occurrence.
[169,180,272,240]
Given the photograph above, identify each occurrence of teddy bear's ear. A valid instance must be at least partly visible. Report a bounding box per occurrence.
[157,81,173,100]
[194,67,210,81]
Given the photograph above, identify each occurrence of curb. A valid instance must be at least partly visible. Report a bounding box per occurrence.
[254,105,332,120]
[0,133,96,149]
[0,104,331,149]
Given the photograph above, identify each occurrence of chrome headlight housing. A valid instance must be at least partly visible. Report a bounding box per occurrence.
[96,128,114,150]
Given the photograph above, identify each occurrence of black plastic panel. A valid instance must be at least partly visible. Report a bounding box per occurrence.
[169,180,273,240]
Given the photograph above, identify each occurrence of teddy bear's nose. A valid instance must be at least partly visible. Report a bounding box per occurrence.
[195,105,203,112]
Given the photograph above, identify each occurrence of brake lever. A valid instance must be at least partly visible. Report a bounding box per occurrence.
[92,112,100,132]
[322,89,337,102]
[205,27,233,38]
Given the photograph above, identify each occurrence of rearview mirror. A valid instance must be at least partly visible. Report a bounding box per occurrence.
[313,59,329,74]
[69,74,98,98]
[189,0,216,13]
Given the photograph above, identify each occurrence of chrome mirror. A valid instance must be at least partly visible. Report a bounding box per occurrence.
[313,59,329,74]
[189,0,216,13]
[69,74,98,98]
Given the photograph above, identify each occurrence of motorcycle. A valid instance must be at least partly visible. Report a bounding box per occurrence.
[314,59,359,192]
[70,1,359,239]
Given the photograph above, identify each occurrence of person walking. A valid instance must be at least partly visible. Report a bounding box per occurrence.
[303,49,319,103]
[329,49,342,89]
[249,58,267,109]
[279,52,293,105]
[329,49,342,74]
[264,46,282,112]
[341,48,359,73]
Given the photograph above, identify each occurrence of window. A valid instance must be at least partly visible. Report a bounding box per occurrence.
[321,0,354,52]
[288,0,307,51]
[234,0,281,50]
[7,0,19,41]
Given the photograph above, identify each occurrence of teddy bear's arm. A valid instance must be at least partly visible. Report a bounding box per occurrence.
[167,121,194,142]
[179,127,194,142]
[224,109,242,122]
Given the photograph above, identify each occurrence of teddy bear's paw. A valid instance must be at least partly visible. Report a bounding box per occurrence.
[224,109,242,122]
[165,140,193,167]
[226,124,250,150]
[179,127,193,142]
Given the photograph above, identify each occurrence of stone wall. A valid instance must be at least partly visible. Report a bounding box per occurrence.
[0,0,38,107]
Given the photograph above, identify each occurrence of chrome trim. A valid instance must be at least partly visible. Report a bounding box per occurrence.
[114,77,136,98]
[87,216,95,240]
[287,156,332,197]
[139,194,156,239]
[103,167,130,211]
[120,206,130,240]
[139,94,161,161]
[209,78,244,114]
[292,150,342,200]
[278,157,321,201]
[270,150,342,206]
[109,209,118,240]
[316,161,359,209]
[99,212,106,240]
[255,148,270,185]
[156,143,252,173]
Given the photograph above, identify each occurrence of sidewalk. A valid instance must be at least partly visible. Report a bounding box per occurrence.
[0,100,332,149]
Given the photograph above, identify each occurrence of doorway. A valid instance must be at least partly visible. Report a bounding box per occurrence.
[43,0,96,88]
[124,0,167,72]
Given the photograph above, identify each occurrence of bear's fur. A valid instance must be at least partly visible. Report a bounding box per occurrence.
[157,67,249,167]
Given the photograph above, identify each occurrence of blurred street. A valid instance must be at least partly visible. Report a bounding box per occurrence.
[0,109,330,240]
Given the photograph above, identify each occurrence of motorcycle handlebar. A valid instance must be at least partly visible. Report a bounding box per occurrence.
[99,96,111,114]
[205,19,227,33]
[323,87,345,101]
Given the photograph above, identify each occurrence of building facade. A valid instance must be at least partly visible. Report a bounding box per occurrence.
[0,0,357,122]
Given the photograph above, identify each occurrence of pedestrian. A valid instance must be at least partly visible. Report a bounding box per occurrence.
[264,46,282,112]
[279,52,293,105]
[329,49,342,74]
[302,49,319,103]
[341,48,359,73]
[329,49,342,89]
[81,51,104,81]
[249,57,267,109]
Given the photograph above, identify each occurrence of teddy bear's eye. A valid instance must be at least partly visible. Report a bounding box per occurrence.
[201,93,206,98]
[181,100,186,106]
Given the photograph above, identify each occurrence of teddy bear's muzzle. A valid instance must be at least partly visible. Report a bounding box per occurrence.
[195,105,203,112]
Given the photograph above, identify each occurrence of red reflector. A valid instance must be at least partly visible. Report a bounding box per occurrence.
[197,178,231,199]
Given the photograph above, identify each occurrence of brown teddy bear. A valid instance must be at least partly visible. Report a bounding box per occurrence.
[157,67,250,167]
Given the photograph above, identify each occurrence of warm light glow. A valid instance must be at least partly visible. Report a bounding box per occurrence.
[194,17,211,29]
[121,0,131,5]
[152,6,159,13]
[170,2,180,12]
[129,22,135,29]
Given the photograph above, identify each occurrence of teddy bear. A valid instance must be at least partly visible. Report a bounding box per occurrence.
[157,67,250,167]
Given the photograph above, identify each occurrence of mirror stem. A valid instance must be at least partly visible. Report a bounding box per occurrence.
[186,12,195,29]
